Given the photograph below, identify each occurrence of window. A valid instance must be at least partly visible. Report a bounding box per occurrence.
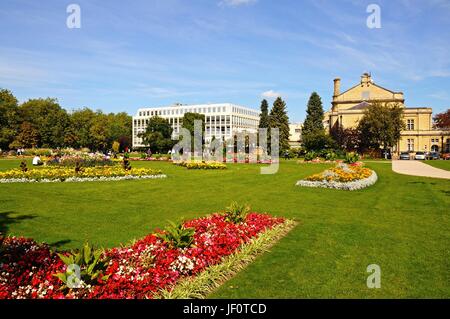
[407,139,415,152]
[407,119,415,130]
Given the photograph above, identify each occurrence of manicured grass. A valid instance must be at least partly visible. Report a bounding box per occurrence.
[424,160,450,171]
[0,159,449,298]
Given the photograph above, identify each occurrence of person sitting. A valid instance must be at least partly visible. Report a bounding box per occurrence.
[32,155,43,166]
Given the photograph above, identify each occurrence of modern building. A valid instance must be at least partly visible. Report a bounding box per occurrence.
[288,123,302,148]
[132,103,260,148]
[324,73,450,154]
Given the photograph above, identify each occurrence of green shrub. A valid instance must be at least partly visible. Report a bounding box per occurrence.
[54,242,110,290]
[344,152,360,164]
[224,201,251,224]
[325,151,337,161]
[304,151,317,161]
[20,160,28,172]
[156,220,196,249]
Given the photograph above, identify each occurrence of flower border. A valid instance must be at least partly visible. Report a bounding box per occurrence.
[0,174,167,184]
[156,219,297,299]
[296,170,378,191]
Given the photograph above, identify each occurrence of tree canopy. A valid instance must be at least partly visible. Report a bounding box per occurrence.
[0,88,132,151]
[138,116,174,153]
[357,102,405,151]
[433,109,450,130]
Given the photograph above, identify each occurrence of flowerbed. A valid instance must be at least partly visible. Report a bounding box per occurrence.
[174,161,227,170]
[0,167,165,183]
[45,153,117,167]
[296,163,377,190]
[0,213,286,299]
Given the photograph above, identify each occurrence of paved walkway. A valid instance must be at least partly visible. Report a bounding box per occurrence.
[392,160,450,179]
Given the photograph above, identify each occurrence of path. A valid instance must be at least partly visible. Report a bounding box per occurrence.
[392,160,450,179]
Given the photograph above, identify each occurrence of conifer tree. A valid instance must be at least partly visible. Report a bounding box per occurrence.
[258,99,270,129]
[269,97,290,154]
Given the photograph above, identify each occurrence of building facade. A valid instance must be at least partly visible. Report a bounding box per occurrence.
[288,123,302,148]
[132,103,260,149]
[324,73,450,154]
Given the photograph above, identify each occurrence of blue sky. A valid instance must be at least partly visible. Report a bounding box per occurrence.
[1,0,449,122]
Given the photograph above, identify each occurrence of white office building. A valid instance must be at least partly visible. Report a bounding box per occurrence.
[132,103,260,148]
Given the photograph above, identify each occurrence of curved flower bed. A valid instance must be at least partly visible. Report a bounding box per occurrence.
[0,213,285,299]
[0,167,165,183]
[174,161,227,170]
[296,163,377,191]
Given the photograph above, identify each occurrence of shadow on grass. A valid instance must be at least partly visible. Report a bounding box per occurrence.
[0,211,37,236]
[48,239,72,250]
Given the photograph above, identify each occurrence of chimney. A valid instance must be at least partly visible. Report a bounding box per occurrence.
[361,72,372,86]
[333,78,341,97]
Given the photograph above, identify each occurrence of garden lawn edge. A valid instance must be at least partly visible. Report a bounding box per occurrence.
[156,219,298,299]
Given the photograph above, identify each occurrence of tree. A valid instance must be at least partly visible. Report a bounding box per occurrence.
[19,98,70,148]
[64,108,97,149]
[182,112,206,150]
[0,89,20,150]
[139,116,174,153]
[302,92,329,152]
[433,109,450,130]
[269,97,290,154]
[357,102,405,152]
[258,99,270,129]
[302,92,324,136]
[10,122,39,149]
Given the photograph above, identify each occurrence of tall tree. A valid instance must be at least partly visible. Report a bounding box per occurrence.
[269,97,290,154]
[182,112,205,149]
[302,92,324,136]
[0,89,20,150]
[433,109,450,130]
[10,122,39,149]
[258,99,270,129]
[19,98,70,148]
[357,102,405,152]
[139,116,174,153]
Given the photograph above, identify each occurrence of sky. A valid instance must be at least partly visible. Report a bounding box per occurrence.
[1,0,449,122]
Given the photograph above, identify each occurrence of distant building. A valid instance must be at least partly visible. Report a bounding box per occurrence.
[324,73,450,154]
[132,103,260,149]
[289,123,302,148]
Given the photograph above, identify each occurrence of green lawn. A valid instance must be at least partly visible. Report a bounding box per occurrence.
[425,160,450,171]
[0,159,449,298]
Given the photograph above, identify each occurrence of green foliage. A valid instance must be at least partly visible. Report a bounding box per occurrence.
[182,112,206,150]
[304,151,317,161]
[325,151,337,161]
[122,157,132,171]
[224,201,251,224]
[302,130,335,152]
[269,97,290,154]
[139,116,174,153]
[258,99,270,129]
[54,242,110,290]
[112,141,120,153]
[0,89,20,150]
[357,102,405,151]
[344,152,360,164]
[156,220,196,249]
[0,89,132,151]
[302,92,324,136]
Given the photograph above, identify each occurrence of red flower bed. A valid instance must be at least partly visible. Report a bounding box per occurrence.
[0,213,284,299]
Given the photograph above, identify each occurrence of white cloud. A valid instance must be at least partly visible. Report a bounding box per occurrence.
[219,0,257,7]
[261,90,282,99]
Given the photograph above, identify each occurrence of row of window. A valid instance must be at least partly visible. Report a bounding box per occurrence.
[137,106,259,118]
[133,115,258,127]
[406,138,450,152]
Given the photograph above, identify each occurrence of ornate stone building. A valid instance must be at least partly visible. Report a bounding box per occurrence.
[324,73,450,154]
